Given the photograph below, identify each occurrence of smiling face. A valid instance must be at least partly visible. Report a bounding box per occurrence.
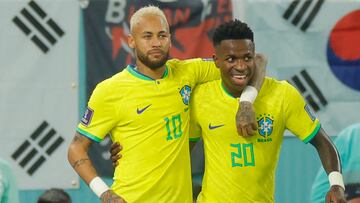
[213,39,255,97]
[128,14,171,70]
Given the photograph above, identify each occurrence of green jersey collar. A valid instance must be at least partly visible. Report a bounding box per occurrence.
[220,81,237,98]
[127,65,168,81]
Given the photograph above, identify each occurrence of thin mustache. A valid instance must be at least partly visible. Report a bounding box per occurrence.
[148,49,165,54]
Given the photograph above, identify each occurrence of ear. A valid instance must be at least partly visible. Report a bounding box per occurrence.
[212,54,220,69]
[128,34,135,49]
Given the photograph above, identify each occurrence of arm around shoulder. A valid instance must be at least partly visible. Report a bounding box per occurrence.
[236,53,267,137]
[245,53,267,93]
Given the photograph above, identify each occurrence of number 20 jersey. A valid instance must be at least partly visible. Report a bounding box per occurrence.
[190,78,320,203]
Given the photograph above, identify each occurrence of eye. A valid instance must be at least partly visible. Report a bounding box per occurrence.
[226,57,235,63]
[159,34,168,39]
[143,35,152,39]
[243,56,253,62]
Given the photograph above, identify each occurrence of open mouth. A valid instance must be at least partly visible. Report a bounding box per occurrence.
[233,75,247,79]
[232,74,248,85]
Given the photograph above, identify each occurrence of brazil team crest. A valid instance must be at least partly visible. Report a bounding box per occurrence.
[179,85,191,105]
[257,113,274,142]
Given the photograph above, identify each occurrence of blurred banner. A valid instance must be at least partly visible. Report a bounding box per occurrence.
[0,0,79,189]
[239,1,360,136]
[81,0,360,177]
[83,0,233,97]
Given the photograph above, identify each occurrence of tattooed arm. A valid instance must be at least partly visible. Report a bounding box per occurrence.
[236,53,267,137]
[67,131,97,184]
[68,132,126,203]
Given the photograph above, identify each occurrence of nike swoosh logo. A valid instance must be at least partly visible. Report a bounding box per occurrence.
[208,123,225,130]
[137,104,152,114]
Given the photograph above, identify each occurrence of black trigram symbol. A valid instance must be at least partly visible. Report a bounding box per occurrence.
[283,0,325,32]
[290,70,328,112]
[11,121,64,175]
[12,1,65,53]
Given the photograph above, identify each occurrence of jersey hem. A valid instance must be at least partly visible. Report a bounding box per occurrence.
[76,127,102,142]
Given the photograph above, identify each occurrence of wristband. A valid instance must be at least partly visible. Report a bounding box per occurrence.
[89,176,110,198]
[239,86,258,103]
[328,171,345,190]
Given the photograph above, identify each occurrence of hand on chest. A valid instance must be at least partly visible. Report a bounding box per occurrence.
[202,104,282,143]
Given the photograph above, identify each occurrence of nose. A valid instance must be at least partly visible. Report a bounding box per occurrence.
[233,59,247,70]
[151,37,162,47]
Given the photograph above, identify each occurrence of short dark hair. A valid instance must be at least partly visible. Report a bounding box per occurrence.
[212,19,254,46]
[37,188,71,203]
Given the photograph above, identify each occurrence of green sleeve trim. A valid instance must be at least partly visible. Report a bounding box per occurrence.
[303,123,321,144]
[189,137,201,142]
[76,128,102,143]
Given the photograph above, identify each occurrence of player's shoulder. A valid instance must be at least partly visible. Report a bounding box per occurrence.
[93,68,130,94]
[262,77,294,91]
[263,77,288,86]
[97,71,124,87]
[166,58,213,69]
[337,123,360,140]
[192,80,218,98]
[167,57,211,64]
[257,77,295,101]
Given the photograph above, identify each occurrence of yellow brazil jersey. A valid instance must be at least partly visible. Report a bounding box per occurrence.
[190,78,320,203]
[77,58,219,203]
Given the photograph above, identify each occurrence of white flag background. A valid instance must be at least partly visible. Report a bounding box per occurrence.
[234,0,360,136]
[0,0,79,189]
[1,0,358,190]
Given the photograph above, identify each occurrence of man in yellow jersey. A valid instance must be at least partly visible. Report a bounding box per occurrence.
[67,6,265,203]
[188,19,346,203]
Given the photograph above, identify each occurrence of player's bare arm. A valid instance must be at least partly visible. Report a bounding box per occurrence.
[100,190,127,203]
[68,132,126,202]
[68,132,97,183]
[236,53,267,137]
[250,53,267,91]
[310,128,346,203]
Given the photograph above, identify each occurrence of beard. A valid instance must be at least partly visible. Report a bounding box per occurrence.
[137,50,169,70]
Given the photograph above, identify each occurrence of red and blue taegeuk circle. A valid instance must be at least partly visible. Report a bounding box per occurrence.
[327,9,360,91]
